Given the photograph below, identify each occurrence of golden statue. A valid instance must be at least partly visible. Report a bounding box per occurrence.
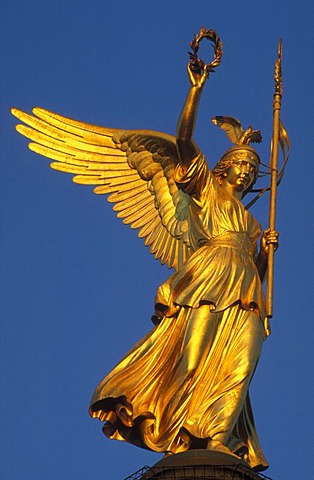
[11,28,287,473]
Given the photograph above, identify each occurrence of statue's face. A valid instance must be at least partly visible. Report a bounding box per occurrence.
[225,158,258,193]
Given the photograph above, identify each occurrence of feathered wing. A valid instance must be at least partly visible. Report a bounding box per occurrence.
[249,129,262,144]
[212,116,262,145]
[212,115,243,144]
[11,107,191,270]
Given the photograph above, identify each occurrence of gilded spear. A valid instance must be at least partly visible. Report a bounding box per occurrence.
[266,39,283,319]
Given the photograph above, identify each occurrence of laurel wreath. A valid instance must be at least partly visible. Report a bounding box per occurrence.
[189,27,223,77]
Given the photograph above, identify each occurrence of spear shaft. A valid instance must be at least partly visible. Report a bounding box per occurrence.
[266,39,283,319]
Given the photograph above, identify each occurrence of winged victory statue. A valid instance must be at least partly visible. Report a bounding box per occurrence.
[12,28,284,472]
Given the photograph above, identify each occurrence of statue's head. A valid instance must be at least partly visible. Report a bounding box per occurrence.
[213,145,260,196]
[211,116,262,196]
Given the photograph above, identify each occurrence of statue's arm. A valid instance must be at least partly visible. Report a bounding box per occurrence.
[255,229,279,281]
[176,65,209,169]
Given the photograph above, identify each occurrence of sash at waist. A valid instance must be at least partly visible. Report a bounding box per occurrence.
[198,232,256,255]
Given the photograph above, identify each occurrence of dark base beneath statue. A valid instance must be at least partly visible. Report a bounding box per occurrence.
[127,450,272,480]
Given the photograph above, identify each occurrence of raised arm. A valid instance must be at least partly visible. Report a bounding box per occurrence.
[176,65,209,170]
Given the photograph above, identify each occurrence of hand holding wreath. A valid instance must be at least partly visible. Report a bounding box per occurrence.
[188,26,223,87]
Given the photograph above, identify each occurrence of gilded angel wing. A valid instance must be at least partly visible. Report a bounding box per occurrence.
[11,107,191,270]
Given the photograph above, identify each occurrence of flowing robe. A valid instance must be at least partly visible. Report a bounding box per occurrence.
[90,154,269,471]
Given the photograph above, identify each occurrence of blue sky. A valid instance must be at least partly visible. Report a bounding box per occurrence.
[1,1,313,479]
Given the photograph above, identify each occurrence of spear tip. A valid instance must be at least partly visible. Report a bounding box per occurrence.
[278,37,282,57]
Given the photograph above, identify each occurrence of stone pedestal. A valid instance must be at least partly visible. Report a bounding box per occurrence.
[125,450,273,480]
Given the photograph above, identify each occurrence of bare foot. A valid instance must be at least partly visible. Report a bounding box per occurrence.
[206,439,241,459]
[163,451,174,458]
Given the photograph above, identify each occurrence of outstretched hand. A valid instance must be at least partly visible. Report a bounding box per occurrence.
[187,62,209,88]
